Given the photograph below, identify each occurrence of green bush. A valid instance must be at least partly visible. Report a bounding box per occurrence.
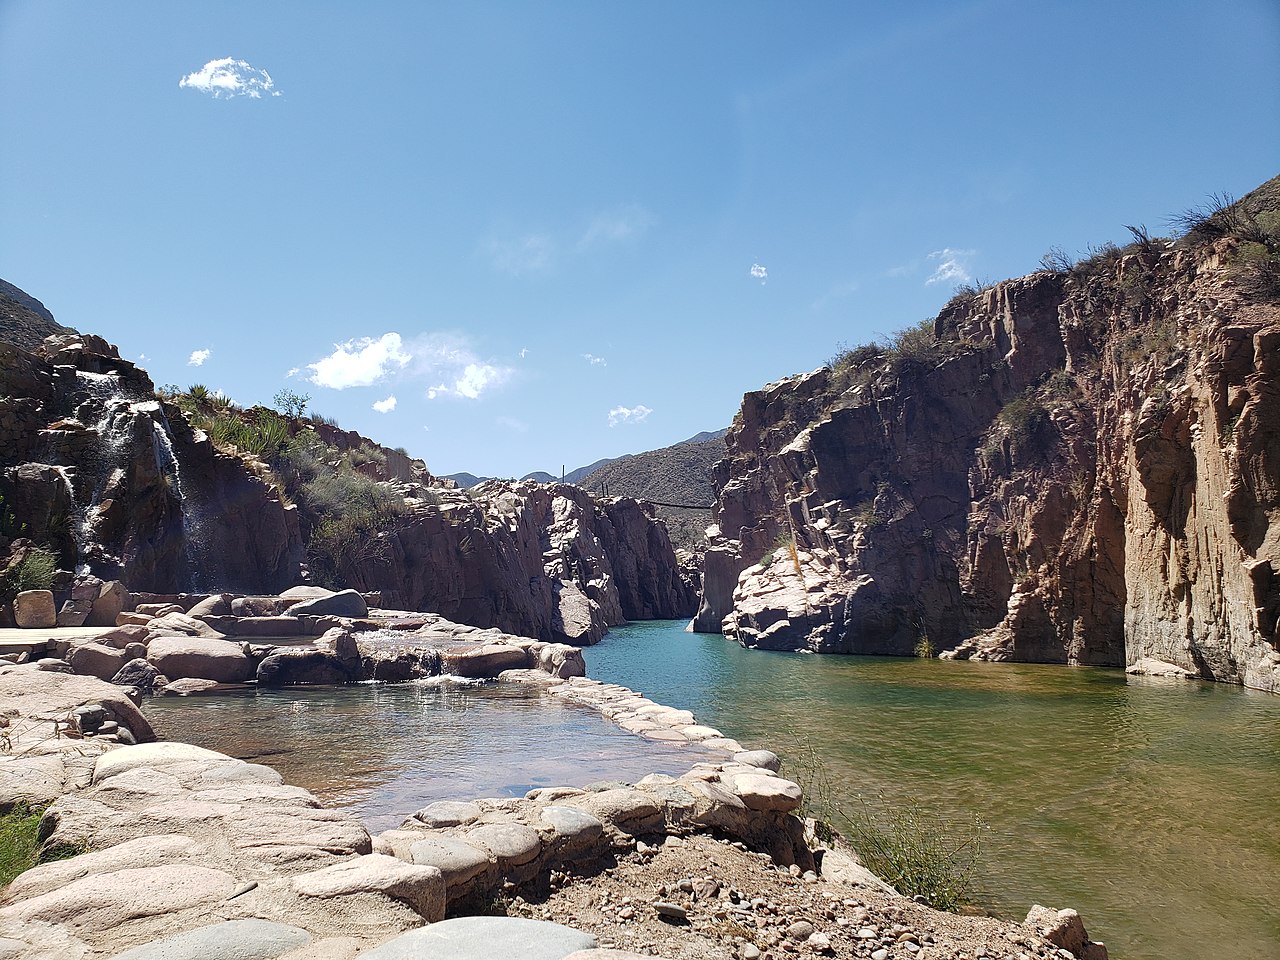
[0,547,57,604]
[0,804,42,886]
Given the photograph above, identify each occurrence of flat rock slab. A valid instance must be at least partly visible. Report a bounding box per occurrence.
[734,750,782,772]
[461,822,542,866]
[729,773,803,812]
[539,806,604,845]
[93,742,234,784]
[411,800,481,828]
[408,836,492,886]
[109,918,312,960]
[359,916,596,960]
[146,635,252,683]
[292,854,444,921]
[0,864,236,931]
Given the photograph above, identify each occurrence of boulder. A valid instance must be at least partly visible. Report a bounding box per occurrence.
[291,853,445,921]
[286,589,368,619]
[441,643,529,678]
[231,596,285,617]
[55,598,93,627]
[96,624,150,649]
[359,916,595,960]
[280,585,334,601]
[408,836,493,887]
[727,773,803,812]
[1025,905,1108,959]
[86,580,128,627]
[410,800,482,828]
[185,594,232,617]
[13,590,56,628]
[137,602,184,617]
[110,658,164,694]
[107,918,312,960]
[460,822,542,869]
[146,635,253,683]
[65,641,127,681]
[256,649,357,686]
[147,611,226,639]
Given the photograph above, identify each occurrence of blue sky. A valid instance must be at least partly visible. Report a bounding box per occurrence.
[2,1,1277,477]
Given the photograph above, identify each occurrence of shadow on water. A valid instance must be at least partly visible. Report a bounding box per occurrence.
[583,621,1280,960]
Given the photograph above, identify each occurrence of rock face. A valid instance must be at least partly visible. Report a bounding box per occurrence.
[697,178,1280,692]
[0,331,303,594]
[352,482,697,645]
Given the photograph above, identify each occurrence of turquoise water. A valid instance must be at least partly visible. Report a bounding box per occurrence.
[584,621,1280,960]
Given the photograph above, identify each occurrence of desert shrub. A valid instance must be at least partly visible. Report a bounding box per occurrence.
[1038,246,1073,273]
[1233,240,1280,302]
[273,388,310,419]
[998,392,1051,457]
[0,546,57,604]
[780,734,984,911]
[840,798,984,911]
[0,804,42,886]
[828,341,885,372]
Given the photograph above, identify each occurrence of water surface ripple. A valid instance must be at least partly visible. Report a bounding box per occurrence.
[584,621,1280,960]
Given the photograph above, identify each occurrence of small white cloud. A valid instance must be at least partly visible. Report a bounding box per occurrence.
[496,415,528,433]
[926,248,976,286]
[750,262,768,284]
[427,383,448,400]
[579,204,655,248]
[518,347,529,359]
[584,353,607,367]
[188,348,211,366]
[285,366,300,378]
[179,57,281,100]
[308,333,411,390]
[608,404,652,427]
[372,395,397,413]
[483,234,555,275]
[137,352,149,362]
[454,363,502,399]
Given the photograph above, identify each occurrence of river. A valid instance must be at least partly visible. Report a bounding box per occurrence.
[584,621,1280,960]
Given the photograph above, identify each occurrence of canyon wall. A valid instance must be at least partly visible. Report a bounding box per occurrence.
[697,201,1280,692]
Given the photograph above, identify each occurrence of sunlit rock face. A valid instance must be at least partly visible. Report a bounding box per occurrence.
[697,180,1280,692]
[0,333,302,594]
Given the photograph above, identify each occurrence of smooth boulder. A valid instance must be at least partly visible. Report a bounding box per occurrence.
[256,649,357,687]
[13,590,56,628]
[285,589,368,619]
[146,635,253,683]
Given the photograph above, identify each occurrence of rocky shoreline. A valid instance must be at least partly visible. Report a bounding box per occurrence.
[0,609,1109,960]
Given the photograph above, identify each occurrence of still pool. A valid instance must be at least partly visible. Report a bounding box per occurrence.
[144,678,715,832]
[584,621,1280,960]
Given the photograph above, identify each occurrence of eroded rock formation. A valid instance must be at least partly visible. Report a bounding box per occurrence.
[698,183,1280,692]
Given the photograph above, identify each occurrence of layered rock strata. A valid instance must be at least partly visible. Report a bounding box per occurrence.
[698,214,1280,691]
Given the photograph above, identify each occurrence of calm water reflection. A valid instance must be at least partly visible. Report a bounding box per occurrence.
[584,621,1280,960]
[145,679,715,831]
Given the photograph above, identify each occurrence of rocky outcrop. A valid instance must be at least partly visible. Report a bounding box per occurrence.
[0,332,303,595]
[698,179,1280,691]
[352,483,697,645]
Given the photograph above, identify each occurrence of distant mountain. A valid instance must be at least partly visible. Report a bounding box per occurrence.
[443,429,728,505]
[0,279,74,351]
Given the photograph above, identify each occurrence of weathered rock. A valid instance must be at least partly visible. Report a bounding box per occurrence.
[110,658,163,693]
[410,800,481,829]
[256,650,357,687]
[147,635,253,683]
[286,589,368,619]
[107,918,312,960]
[86,581,128,627]
[1025,905,1108,959]
[441,644,530,678]
[734,750,782,772]
[291,854,445,922]
[461,822,542,868]
[728,774,803,812]
[148,611,226,639]
[358,917,595,960]
[66,641,127,681]
[13,590,56,628]
[55,598,93,627]
[0,663,155,743]
[231,596,285,617]
[185,594,233,617]
[408,836,493,887]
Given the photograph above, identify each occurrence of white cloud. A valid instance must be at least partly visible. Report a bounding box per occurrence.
[750,263,768,284]
[518,347,529,359]
[307,333,411,389]
[179,57,281,100]
[579,204,655,248]
[137,352,149,362]
[584,353,607,367]
[188,348,211,366]
[608,404,652,427]
[496,416,528,433]
[483,234,555,275]
[372,395,397,413]
[926,248,976,286]
[285,366,301,378]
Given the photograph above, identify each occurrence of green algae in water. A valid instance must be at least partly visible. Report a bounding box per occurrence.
[583,621,1280,960]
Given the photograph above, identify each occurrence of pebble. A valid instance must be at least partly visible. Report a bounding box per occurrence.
[808,932,832,953]
[741,946,761,960]
[857,928,878,939]
[872,951,889,960]
[786,921,814,942]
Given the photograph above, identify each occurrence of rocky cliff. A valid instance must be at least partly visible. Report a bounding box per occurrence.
[0,294,696,643]
[696,177,1280,692]
[0,333,303,595]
